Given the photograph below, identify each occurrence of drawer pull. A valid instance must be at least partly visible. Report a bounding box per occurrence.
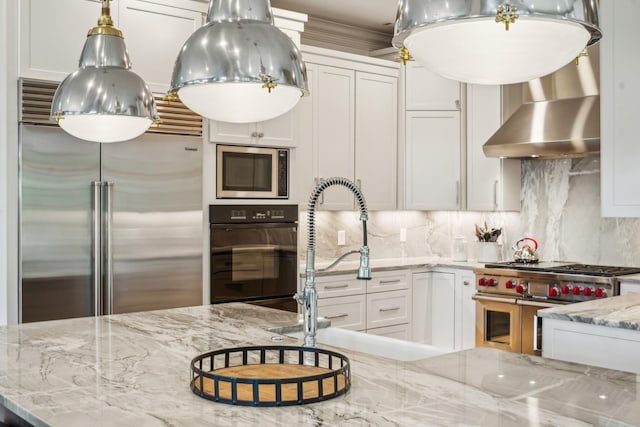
[379,306,401,312]
[379,279,401,284]
[325,313,349,319]
[325,284,350,290]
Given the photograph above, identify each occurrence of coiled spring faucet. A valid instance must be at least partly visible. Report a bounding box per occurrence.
[295,177,371,348]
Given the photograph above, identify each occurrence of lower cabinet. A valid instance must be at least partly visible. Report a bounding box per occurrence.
[313,270,412,337]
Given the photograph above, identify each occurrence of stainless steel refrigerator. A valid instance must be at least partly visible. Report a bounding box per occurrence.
[19,125,203,323]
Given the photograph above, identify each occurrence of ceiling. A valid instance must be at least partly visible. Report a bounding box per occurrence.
[270,0,399,34]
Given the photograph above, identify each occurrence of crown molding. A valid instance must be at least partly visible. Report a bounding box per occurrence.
[301,17,393,56]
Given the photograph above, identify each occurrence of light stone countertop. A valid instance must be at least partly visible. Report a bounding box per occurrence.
[620,272,640,283]
[301,256,485,277]
[1,303,640,426]
[538,293,640,331]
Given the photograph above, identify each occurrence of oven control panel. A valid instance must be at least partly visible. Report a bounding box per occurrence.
[475,269,617,302]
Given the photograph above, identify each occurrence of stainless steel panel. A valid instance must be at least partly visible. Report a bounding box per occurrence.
[20,125,100,322]
[101,133,203,314]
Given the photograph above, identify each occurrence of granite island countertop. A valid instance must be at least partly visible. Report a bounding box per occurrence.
[302,256,485,277]
[538,293,640,330]
[1,303,640,426]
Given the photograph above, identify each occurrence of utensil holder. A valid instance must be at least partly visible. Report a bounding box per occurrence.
[477,242,500,263]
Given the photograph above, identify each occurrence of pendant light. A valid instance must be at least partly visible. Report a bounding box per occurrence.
[169,0,308,123]
[50,0,158,143]
[393,0,602,85]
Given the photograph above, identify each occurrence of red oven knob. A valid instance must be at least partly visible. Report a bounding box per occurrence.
[595,288,606,298]
[561,285,570,295]
[572,286,582,295]
[583,287,593,297]
[515,284,527,294]
[549,287,559,297]
[478,278,487,286]
[505,280,514,289]
[487,278,497,287]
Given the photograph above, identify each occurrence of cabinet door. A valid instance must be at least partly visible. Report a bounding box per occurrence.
[430,272,455,350]
[290,64,316,204]
[411,272,431,344]
[318,295,366,331]
[209,110,298,147]
[314,66,355,210]
[20,0,111,81]
[405,111,461,210]
[601,0,640,217]
[118,0,205,94]
[405,63,460,111]
[455,271,476,351]
[355,72,398,210]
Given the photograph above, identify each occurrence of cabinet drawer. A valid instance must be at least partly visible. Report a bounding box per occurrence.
[318,295,366,331]
[366,289,411,329]
[314,275,365,298]
[367,323,411,341]
[367,270,410,293]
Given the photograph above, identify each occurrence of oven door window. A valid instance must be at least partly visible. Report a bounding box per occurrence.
[475,298,521,353]
[222,152,272,192]
[210,223,297,303]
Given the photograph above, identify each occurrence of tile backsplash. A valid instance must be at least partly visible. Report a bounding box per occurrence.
[301,159,640,267]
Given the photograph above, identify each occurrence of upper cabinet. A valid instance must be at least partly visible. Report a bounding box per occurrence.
[209,112,299,147]
[466,84,520,211]
[19,0,206,93]
[403,62,520,211]
[601,0,640,217]
[295,46,400,210]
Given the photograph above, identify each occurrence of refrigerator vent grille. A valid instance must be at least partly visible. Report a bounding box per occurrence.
[19,79,203,137]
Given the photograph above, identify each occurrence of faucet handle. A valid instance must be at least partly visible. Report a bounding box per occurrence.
[357,246,371,280]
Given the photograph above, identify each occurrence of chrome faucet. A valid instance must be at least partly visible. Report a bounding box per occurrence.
[295,177,371,348]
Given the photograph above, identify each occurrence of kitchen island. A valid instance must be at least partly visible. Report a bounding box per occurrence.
[1,304,639,426]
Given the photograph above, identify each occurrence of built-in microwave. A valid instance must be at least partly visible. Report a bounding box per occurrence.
[216,144,289,199]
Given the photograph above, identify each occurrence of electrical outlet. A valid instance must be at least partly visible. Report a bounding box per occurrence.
[400,228,407,242]
[338,230,346,246]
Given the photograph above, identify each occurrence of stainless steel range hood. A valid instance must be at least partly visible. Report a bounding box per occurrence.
[483,45,600,159]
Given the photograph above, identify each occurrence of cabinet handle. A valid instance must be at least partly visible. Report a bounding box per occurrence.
[258,132,264,138]
[356,179,362,190]
[325,313,349,320]
[455,99,461,110]
[379,279,401,284]
[325,283,349,290]
[493,180,499,209]
[463,280,470,286]
[379,306,401,312]
[456,180,460,208]
[251,131,264,138]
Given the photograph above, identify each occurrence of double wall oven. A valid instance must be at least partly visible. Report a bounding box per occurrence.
[474,263,640,356]
[209,205,298,313]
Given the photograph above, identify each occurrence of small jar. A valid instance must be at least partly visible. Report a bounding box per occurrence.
[452,236,467,262]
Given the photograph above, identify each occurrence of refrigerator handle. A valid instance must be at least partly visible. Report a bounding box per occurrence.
[103,182,114,315]
[92,182,103,316]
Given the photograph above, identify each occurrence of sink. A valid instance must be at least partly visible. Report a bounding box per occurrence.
[285,327,450,362]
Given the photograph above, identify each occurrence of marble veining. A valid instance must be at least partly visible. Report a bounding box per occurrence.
[1,304,640,426]
[538,293,640,330]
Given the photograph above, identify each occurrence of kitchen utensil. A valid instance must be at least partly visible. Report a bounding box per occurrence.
[513,237,539,263]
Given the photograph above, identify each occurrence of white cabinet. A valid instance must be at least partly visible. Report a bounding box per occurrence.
[427,268,477,351]
[19,0,206,90]
[466,84,520,211]
[209,112,298,147]
[543,318,640,373]
[313,65,356,210]
[621,281,640,295]
[405,110,461,210]
[299,46,400,211]
[405,63,460,111]
[430,272,456,350]
[601,0,640,217]
[313,269,411,337]
[118,0,204,93]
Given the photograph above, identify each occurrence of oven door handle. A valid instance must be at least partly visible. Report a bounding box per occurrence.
[516,299,560,308]
[472,294,517,304]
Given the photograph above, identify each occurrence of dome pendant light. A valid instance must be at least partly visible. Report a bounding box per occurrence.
[50,0,158,143]
[393,0,602,85]
[170,0,308,123]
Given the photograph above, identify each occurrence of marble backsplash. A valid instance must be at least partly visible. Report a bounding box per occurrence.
[300,159,640,267]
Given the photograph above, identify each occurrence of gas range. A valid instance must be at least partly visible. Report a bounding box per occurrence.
[474,262,640,303]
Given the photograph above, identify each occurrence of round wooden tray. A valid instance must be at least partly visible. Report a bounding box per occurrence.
[190,345,351,406]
